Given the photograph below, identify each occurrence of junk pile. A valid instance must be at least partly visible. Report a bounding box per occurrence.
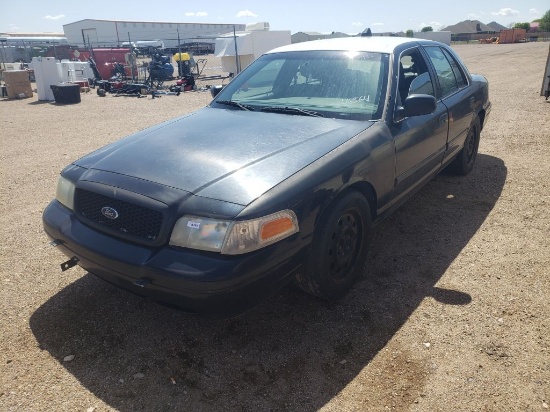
[26,47,204,100]
[91,50,196,98]
[29,56,93,103]
[144,53,175,87]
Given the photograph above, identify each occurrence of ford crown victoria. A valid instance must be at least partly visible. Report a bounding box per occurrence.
[43,37,491,317]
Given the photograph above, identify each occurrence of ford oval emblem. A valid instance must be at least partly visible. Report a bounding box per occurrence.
[101,206,119,220]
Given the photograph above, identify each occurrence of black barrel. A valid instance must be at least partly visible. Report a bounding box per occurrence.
[50,84,81,104]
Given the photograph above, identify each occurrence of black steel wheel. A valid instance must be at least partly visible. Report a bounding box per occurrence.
[448,116,481,175]
[295,190,371,300]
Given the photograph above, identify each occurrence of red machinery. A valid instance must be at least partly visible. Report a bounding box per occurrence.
[74,48,137,80]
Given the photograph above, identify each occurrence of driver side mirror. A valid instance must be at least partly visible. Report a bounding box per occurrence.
[394,94,437,122]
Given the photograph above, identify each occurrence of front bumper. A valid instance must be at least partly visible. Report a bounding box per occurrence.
[43,200,307,317]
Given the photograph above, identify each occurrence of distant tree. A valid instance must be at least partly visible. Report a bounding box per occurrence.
[421,26,433,32]
[406,29,414,37]
[513,22,530,30]
[540,10,550,32]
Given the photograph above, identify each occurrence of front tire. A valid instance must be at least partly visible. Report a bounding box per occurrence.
[448,116,481,175]
[295,191,371,300]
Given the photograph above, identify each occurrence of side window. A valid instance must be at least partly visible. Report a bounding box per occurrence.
[398,48,434,102]
[442,48,468,89]
[425,47,459,98]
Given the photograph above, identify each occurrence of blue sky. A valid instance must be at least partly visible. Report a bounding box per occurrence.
[1,0,548,34]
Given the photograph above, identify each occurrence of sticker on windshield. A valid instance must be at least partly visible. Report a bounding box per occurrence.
[342,95,371,103]
[187,221,201,229]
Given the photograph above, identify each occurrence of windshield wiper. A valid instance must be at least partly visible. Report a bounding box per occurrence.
[260,106,324,117]
[215,100,254,111]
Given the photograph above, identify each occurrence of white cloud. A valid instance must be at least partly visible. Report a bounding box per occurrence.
[491,8,519,17]
[372,22,384,26]
[351,22,363,27]
[44,15,65,20]
[236,10,258,18]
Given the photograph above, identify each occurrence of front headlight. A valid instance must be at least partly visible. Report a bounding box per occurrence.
[55,175,76,210]
[169,210,299,255]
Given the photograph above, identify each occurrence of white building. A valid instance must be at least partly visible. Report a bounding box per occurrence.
[412,31,452,45]
[62,19,246,48]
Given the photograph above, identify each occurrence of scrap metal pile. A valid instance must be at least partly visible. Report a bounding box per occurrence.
[89,51,196,98]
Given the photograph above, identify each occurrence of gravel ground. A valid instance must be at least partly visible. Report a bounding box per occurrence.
[0,42,549,412]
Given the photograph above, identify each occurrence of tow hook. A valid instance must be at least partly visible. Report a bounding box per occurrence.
[60,257,79,272]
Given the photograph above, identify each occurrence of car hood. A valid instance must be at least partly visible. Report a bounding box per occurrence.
[75,107,373,205]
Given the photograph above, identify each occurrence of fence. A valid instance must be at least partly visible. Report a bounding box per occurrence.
[451,31,550,43]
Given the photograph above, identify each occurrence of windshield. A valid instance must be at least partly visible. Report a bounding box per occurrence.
[211,50,389,121]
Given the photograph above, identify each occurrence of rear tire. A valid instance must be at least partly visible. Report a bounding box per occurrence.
[295,191,371,300]
[448,116,481,175]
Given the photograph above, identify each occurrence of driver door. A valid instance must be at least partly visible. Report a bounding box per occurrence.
[390,48,449,198]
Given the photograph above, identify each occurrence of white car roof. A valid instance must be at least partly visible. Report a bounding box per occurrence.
[266,36,437,55]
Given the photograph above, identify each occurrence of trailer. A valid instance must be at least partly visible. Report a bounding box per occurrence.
[121,40,165,57]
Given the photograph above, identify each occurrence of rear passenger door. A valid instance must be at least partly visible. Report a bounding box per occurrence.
[423,46,475,164]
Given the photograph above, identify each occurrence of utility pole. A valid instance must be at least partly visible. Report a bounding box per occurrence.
[115,21,120,46]
[177,29,182,77]
[127,32,134,81]
[233,25,240,74]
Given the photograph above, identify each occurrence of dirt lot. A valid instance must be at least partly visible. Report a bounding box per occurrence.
[1,42,549,412]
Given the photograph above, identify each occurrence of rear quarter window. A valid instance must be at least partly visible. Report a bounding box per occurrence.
[424,47,459,98]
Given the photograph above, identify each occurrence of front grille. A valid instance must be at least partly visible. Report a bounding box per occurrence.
[75,188,163,242]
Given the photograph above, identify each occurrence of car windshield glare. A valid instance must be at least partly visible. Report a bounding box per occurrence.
[212,50,389,121]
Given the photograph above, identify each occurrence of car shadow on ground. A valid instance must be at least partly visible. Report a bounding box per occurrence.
[30,153,506,411]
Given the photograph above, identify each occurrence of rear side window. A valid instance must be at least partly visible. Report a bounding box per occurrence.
[424,46,468,99]
[442,48,468,89]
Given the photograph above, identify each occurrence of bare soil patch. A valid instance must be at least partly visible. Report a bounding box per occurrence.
[1,42,549,411]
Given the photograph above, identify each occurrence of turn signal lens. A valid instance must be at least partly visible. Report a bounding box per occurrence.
[261,217,295,240]
[222,210,299,255]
